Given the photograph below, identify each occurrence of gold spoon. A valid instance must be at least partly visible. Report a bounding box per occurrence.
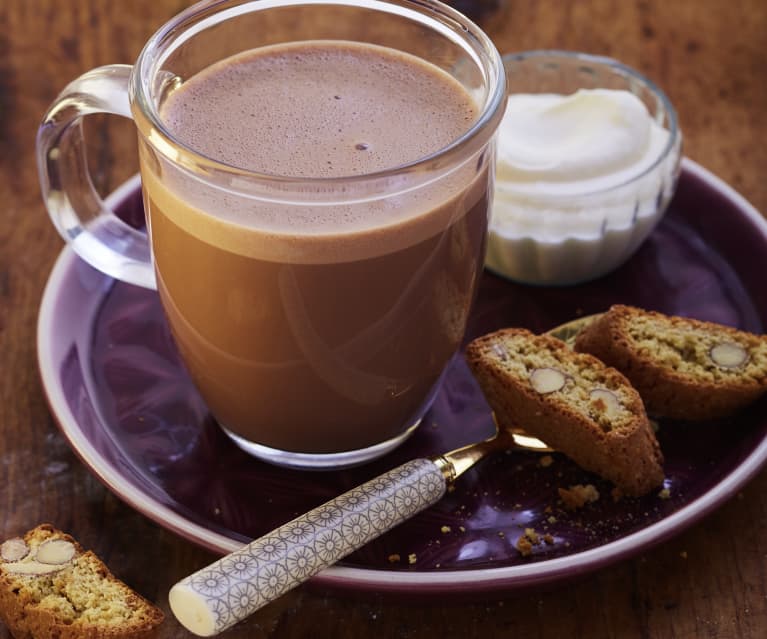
[168,428,551,636]
[169,315,599,636]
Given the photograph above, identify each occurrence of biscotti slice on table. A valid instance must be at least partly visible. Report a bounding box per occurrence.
[0,524,163,639]
[574,305,767,420]
[466,328,664,496]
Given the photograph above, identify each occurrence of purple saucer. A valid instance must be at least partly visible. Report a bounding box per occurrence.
[37,159,767,597]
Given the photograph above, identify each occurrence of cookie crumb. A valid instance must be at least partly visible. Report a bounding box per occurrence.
[658,487,671,500]
[440,525,451,534]
[558,484,600,510]
[515,528,541,557]
[680,551,688,559]
[408,553,417,565]
[547,515,557,524]
[543,533,555,545]
[523,528,539,544]
[516,537,533,557]
[388,554,400,563]
[539,455,554,468]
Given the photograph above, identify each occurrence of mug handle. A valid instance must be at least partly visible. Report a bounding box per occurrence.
[36,64,156,290]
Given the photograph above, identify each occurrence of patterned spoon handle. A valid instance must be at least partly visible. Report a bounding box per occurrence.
[169,458,447,636]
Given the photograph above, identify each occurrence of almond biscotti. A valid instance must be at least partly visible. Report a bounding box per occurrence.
[574,305,767,420]
[465,328,664,496]
[0,524,163,639]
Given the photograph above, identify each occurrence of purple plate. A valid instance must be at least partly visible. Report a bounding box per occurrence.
[37,159,767,597]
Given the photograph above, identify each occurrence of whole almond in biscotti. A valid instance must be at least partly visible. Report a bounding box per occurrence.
[573,305,767,420]
[465,328,664,497]
[0,539,29,563]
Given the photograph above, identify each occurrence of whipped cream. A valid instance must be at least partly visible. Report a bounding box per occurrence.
[496,89,669,197]
[487,88,680,284]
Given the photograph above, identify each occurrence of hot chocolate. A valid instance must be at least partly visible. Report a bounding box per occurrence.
[140,41,490,454]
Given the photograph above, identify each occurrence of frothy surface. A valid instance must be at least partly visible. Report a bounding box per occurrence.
[146,41,486,261]
[160,41,477,178]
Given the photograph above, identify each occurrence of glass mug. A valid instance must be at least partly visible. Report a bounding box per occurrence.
[37,0,506,469]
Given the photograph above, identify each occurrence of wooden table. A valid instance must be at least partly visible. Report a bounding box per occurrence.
[1,1,765,637]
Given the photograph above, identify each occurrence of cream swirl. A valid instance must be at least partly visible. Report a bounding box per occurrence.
[486,86,681,285]
[496,89,669,197]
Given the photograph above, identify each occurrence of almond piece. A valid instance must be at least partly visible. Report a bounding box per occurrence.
[589,388,621,418]
[709,342,748,369]
[530,367,567,394]
[36,539,76,565]
[491,343,509,361]
[0,538,29,563]
[2,561,66,576]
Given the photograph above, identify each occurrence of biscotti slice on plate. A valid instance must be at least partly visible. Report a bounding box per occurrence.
[466,328,664,496]
[574,305,767,420]
[0,524,163,639]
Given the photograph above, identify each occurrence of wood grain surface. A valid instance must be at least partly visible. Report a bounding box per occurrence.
[1,1,765,637]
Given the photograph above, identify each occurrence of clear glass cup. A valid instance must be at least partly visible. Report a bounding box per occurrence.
[37,0,506,469]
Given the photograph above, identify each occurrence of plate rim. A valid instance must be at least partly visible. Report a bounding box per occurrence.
[36,158,767,594]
